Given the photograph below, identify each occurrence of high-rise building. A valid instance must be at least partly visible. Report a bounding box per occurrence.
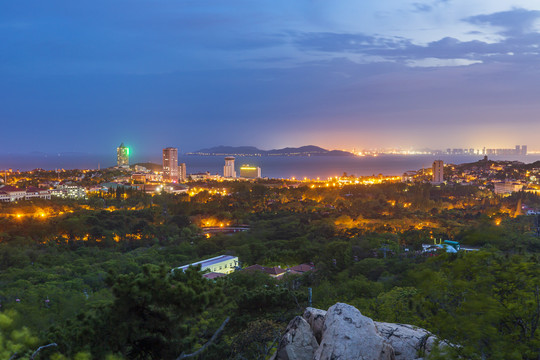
[117,143,129,167]
[240,164,261,179]
[223,157,236,178]
[432,160,444,184]
[179,163,187,182]
[521,145,527,155]
[162,147,179,182]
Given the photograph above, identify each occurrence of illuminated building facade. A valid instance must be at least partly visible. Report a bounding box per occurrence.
[239,164,261,178]
[50,184,87,199]
[25,186,51,200]
[162,147,179,182]
[131,173,147,184]
[223,157,236,178]
[0,185,51,202]
[494,182,524,195]
[432,160,444,184]
[117,143,130,167]
[179,163,187,182]
[0,185,27,202]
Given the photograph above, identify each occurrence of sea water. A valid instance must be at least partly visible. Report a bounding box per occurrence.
[1,153,539,180]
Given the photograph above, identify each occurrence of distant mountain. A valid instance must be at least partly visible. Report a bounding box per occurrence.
[189,145,354,156]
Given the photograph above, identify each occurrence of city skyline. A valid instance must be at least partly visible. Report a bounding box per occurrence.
[2,1,540,154]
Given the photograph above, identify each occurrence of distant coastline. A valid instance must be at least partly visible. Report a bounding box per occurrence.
[2,153,540,179]
[186,145,354,157]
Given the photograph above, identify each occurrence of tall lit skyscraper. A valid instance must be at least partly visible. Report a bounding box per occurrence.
[163,147,179,182]
[117,143,129,167]
[223,157,236,178]
[432,160,444,184]
[521,145,527,155]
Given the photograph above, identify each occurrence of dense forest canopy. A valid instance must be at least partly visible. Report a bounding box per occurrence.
[0,181,538,359]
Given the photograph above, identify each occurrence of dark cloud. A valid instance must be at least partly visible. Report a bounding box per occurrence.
[294,32,496,61]
[465,8,540,36]
[293,8,540,67]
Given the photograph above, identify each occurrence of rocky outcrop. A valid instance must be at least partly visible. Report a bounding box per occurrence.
[375,322,442,360]
[314,303,394,360]
[274,303,445,360]
[275,316,319,360]
[302,307,326,343]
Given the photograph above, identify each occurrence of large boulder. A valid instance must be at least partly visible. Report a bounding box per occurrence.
[314,303,395,360]
[375,322,443,360]
[275,316,319,360]
[302,307,326,343]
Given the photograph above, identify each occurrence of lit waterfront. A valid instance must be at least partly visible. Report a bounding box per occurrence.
[2,154,540,179]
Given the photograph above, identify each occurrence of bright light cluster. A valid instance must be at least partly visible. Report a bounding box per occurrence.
[187,187,228,197]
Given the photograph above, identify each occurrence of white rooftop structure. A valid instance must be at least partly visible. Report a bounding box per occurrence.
[175,255,239,275]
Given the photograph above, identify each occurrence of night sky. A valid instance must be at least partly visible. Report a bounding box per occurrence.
[2,1,540,156]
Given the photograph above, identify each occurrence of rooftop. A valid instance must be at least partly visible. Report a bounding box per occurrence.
[244,264,286,276]
[176,255,238,271]
[0,185,25,192]
[203,272,227,280]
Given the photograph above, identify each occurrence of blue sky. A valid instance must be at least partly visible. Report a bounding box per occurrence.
[1,0,540,155]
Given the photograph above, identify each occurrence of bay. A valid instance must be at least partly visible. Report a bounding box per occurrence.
[1,153,539,180]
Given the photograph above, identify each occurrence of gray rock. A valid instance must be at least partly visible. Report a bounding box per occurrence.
[302,307,326,343]
[375,322,443,360]
[275,316,319,360]
[314,303,395,360]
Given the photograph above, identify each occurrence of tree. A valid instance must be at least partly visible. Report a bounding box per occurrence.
[52,265,224,359]
[230,319,281,360]
[415,252,540,359]
[0,310,39,359]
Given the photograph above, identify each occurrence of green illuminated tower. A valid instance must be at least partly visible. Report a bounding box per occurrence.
[117,143,130,167]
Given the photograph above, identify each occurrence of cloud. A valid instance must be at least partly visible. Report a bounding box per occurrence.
[293,32,491,64]
[411,0,453,13]
[294,32,411,53]
[406,57,482,67]
[465,8,540,36]
[412,3,433,13]
[291,8,540,68]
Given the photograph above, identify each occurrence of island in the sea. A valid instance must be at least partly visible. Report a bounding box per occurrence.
[187,145,354,156]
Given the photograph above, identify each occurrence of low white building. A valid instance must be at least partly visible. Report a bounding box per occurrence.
[0,185,27,202]
[175,255,239,275]
[0,185,51,202]
[163,184,189,194]
[25,186,51,200]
